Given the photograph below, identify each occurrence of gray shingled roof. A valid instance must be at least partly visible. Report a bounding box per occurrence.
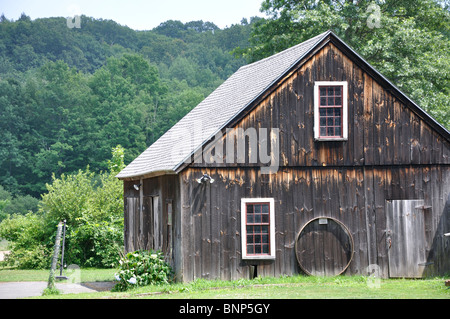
[116,31,330,180]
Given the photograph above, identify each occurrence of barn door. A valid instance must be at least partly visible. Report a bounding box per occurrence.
[386,200,427,278]
[125,197,140,252]
[145,196,162,251]
[153,196,161,251]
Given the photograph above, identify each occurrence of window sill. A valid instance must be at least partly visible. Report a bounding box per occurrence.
[242,255,276,261]
[314,137,348,142]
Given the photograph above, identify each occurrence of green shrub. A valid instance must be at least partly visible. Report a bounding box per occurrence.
[0,147,125,269]
[4,244,50,269]
[113,250,173,292]
[69,218,123,268]
[0,213,51,269]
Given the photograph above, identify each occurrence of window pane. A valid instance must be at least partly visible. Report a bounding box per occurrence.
[320,127,327,136]
[262,204,269,214]
[335,97,342,105]
[327,117,334,126]
[254,205,261,214]
[334,108,341,116]
[262,226,269,234]
[327,108,334,116]
[262,235,269,243]
[247,205,253,214]
[262,214,269,223]
[328,97,334,105]
[247,226,253,233]
[247,245,254,254]
[335,117,341,126]
[335,127,342,137]
[320,108,327,116]
[254,225,261,233]
[262,245,269,254]
[320,87,327,96]
[255,214,261,223]
[320,97,327,105]
[247,235,253,244]
[328,127,334,136]
[255,246,261,254]
[335,87,341,95]
[255,235,261,244]
[320,117,327,126]
[327,87,334,95]
[247,215,254,223]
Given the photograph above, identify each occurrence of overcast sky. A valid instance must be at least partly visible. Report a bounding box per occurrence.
[0,0,266,30]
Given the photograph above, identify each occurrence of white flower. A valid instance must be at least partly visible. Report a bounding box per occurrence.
[127,277,137,284]
[114,274,121,281]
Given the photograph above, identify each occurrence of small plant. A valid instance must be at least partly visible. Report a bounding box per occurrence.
[113,250,173,292]
[42,286,61,296]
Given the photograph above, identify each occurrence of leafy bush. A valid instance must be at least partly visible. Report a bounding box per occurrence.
[69,218,123,268]
[0,146,125,269]
[113,250,173,292]
[0,213,51,269]
[4,244,50,269]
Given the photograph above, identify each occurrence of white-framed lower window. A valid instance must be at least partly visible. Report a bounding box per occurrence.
[241,198,276,260]
[314,81,348,141]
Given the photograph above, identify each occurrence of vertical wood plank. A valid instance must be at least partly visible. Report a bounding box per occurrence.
[363,73,374,165]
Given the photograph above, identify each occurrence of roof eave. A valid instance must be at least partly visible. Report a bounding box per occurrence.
[116,169,177,181]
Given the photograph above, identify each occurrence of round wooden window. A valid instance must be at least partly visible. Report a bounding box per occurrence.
[295,217,354,276]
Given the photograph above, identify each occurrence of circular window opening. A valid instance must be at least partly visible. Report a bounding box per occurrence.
[295,217,354,276]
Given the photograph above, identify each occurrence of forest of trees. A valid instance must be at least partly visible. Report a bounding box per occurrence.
[0,1,448,269]
[1,1,449,202]
[0,14,256,199]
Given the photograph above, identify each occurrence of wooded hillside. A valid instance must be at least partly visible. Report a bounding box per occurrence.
[1,1,449,201]
[0,14,256,197]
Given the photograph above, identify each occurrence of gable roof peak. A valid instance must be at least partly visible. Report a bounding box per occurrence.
[116,30,449,180]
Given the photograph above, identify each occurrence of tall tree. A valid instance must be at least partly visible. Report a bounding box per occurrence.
[89,54,168,164]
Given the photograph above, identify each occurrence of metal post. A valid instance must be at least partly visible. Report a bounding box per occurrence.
[56,220,68,280]
[47,222,63,289]
[59,220,66,277]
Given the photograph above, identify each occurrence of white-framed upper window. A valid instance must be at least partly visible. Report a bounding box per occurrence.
[314,81,348,141]
[241,198,276,260]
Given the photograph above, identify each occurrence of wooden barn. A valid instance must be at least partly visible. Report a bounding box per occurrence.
[116,30,450,281]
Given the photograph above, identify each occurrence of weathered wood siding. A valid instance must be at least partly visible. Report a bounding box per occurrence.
[179,166,449,281]
[123,175,182,278]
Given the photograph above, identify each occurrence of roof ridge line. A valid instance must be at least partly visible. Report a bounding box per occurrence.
[238,30,330,71]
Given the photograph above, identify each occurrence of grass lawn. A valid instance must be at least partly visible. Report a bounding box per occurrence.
[0,267,117,282]
[1,265,448,299]
[106,276,450,300]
